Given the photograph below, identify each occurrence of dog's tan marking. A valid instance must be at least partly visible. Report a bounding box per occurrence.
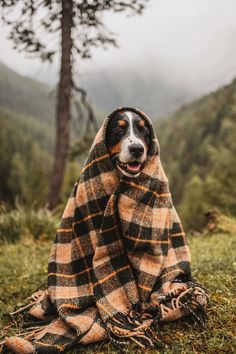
[118,119,127,127]
[138,119,145,128]
[110,142,122,156]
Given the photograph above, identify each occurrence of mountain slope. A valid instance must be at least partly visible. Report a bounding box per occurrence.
[0,62,54,205]
[0,106,52,205]
[158,78,236,230]
[0,61,54,123]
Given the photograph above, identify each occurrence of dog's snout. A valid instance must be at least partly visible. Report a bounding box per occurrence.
[129,144,144,157]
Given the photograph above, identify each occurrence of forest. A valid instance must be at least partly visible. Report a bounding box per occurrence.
[159,79,236,230]
[1,61,236,231]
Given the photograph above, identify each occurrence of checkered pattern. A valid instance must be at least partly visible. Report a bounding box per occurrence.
[4,107,192,353]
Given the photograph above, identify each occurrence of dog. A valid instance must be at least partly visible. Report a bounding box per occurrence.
[106,110,151,177]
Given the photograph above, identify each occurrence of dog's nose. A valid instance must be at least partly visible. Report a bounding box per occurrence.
[129,144,144,157]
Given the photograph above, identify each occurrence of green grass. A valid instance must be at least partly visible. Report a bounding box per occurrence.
[0,232,235,353]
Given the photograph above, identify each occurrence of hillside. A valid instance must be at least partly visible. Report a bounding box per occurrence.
[158,78,236,230]
[0,106,52,205]
[0,62,55,206]
[0,61,54,123]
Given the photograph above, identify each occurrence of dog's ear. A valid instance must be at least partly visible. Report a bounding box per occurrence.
[105,112,123,149]
[143,121,152,153]
[105,117,114,150]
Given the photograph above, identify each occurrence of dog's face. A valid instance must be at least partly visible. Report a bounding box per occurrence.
[106,110,151,177]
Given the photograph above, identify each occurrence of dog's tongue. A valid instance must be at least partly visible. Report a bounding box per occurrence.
[127,162,141,173]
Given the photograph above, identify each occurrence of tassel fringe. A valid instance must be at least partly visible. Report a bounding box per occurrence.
[107,307,165,350]
[107,285,209,350]
[159,285,209,325]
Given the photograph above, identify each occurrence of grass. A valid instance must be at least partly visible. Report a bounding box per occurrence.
[0,232,235,353]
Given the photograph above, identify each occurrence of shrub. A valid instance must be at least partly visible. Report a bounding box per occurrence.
[24,208,58,241]
[0,206,25,243]
[0,205,58,243]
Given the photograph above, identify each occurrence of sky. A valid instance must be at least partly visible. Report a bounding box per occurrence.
[1,0,236,97]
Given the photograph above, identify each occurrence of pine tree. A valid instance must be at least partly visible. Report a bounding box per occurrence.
[0,0,148,209]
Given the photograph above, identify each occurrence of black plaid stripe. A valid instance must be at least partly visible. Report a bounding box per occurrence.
[93,267,134,300]
[54,230,73,244]
[171,234,186,248]
[122,179,172,209]
[172,221,183,235]
[48,253,94,277]
[70,183,79,198]
[60,216,73,229]
[34,331,76,354]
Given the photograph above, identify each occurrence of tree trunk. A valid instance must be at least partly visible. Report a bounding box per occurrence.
[48,0,73,210]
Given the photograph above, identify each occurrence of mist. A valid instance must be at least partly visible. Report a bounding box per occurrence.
[1,0,236,115]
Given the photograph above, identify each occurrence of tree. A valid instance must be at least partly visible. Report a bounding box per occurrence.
[0,0,148,209]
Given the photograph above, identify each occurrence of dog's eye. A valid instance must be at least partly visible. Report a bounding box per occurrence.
[138,125,149,133]
[115,126,127,134]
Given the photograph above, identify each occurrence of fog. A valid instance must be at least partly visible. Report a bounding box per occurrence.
[1,0,236,114]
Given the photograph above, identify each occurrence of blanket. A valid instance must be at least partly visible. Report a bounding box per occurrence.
[3,107,208,353]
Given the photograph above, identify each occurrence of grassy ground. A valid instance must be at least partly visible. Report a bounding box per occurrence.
[0,232,235,353]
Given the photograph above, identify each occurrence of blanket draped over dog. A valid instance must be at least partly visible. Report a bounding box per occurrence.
[4,107,208,353]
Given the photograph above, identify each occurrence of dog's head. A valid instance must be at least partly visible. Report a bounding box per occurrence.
[106,110,151,177]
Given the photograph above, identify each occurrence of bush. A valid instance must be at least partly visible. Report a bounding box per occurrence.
[24,208,58,240]
[180,175,211,231]
[0,205,58,243]
[0,207,25,243]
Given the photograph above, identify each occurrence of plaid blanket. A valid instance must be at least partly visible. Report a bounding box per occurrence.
[4,107,208,353]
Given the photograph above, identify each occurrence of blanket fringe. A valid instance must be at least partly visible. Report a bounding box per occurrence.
[107,307,165,350]
[9,290,44,316]
[106,284,209,350]
[159,285,209,325]
[1,290,48,352]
